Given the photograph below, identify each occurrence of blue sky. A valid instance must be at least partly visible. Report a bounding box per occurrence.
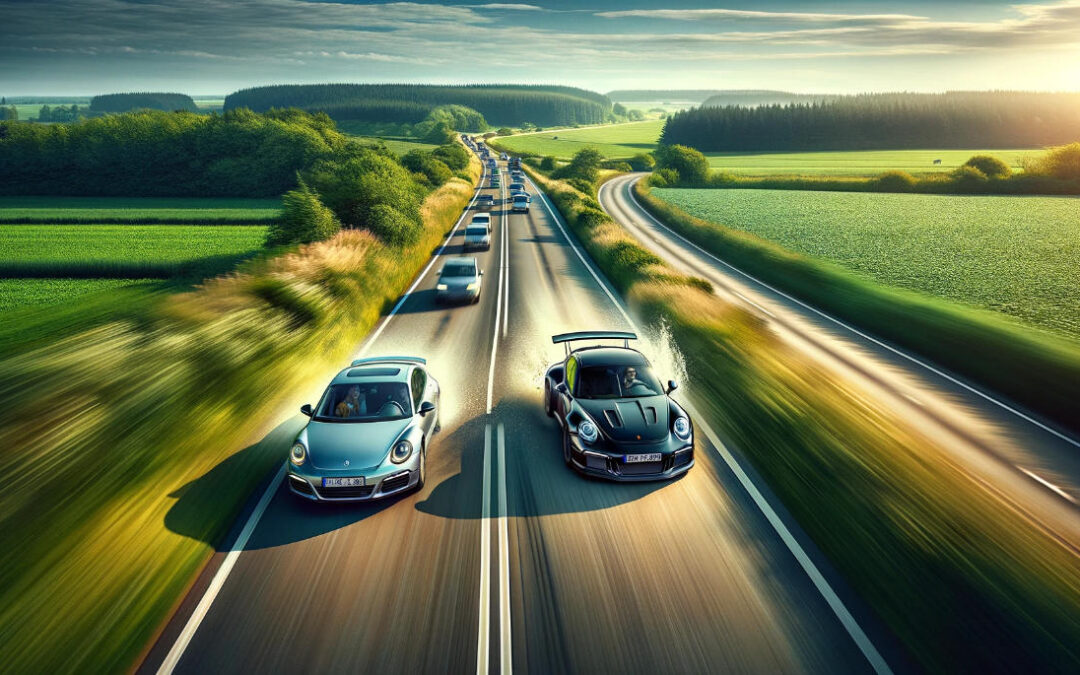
[2,0,1080,96]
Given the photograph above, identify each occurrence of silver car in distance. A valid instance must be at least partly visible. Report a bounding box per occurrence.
[288,356,440,502]
[436,257,483,304]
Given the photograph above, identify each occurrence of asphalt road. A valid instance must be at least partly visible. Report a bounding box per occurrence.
[140,158,900,674]
[599,173,1080,552]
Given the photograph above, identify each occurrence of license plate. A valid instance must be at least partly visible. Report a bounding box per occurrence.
[624,453,661,463]
[323,476,364,488]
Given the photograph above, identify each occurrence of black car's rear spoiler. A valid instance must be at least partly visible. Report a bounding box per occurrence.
[552,331,637,354]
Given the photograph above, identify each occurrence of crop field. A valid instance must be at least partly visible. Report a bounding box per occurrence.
[0,278,159,313]
[0,197,280,223]
[706,149,1033,176]
[0,225,267,278]
[653,188,1080,338]
[493,120,664,159]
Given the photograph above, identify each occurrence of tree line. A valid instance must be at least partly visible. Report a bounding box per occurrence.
[661,92,1080,151]
[224,84,612,127]
[89,92,199,113]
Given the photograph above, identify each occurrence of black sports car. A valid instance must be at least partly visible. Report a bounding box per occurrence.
[543,331,694,481]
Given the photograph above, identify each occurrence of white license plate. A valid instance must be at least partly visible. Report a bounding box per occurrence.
[323,476,365,488]
[624,453,661,463]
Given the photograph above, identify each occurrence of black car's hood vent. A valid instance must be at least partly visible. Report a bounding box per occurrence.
[579,395,668,442]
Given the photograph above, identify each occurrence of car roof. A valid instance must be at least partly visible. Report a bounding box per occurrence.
[330,363,412,385]
[571,347,649,367]
[472,213,491,220]
[513,193,529,200]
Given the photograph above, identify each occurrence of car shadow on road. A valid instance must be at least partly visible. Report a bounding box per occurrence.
[416,395,677,520]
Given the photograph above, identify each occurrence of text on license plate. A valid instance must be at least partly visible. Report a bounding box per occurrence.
[323,476,365,487]
[624,453,661,463]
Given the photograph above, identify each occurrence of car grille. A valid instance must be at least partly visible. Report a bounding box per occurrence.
[380,473,411,493]
[617,460,664,476]
[315,484,375,499]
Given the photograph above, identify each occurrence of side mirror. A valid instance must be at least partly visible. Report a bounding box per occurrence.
[418,401,436,416]
[556,382,569,395]
[666,380,678,394]
[300,403,314,417]
[479,270,484,276]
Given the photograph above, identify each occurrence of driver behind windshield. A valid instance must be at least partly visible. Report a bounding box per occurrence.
[335,385,365,418]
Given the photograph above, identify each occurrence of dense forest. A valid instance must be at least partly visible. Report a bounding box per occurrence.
[89,93,199,113]
[0,108,350,196]
[661,92,1080,151]
[224,84,611,127]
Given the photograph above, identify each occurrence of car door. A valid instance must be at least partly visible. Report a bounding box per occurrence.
[557,355,578,420]
[410,367,433,439]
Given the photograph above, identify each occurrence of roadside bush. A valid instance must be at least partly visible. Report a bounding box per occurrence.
[649,168,679,187]
[576,208,609,229]
[654,144,710,185]
[432,143,469,171]
[1024,142,1080,181]
[400,149,453,187]
[606,161,633,172]
[629,153,656,171]
[497,127,513,135]
[566,177,596,195]
[366,203,422,246]
[554,147,604,184]
[872,170,918,192]
[540,156,556,171]
[265,179,341,247]
[963,155,1012,178]
[951,164,989,190]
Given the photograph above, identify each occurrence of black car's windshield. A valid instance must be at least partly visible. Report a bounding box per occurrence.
[314,382,412,422]
[442,262,476,277]
[575,364,663,399]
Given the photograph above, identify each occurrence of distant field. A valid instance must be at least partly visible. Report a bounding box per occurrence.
[351,136,439,156]
[494,120,664,159]
[613,100,692,114]
[707,149,1034,176]
[653,188,1080,338]
[0,197,280,223]
[0,278,158,312]
[0,224,267,278]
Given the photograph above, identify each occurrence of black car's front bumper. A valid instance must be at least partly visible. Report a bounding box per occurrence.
[568,437,694,482]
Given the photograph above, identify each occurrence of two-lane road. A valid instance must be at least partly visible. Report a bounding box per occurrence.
[141,158,897,674]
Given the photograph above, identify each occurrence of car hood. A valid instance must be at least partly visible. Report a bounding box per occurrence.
[304,418,411,470]
[577,395,669,443]
[440,276,477,289]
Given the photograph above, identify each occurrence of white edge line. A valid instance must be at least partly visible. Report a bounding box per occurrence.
[1018,467,1077,504]
[619,175,1080,451]
[538,170,892,675]
[486,186,505,415]
[497,423,512,674]
[477,424,493,675]
[157,161,488,675]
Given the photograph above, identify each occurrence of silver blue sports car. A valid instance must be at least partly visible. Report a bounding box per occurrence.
[287,356,440,501]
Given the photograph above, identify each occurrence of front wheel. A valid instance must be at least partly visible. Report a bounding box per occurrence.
[561,430,572,467]
[416,446,427,490]
[544,381,554,417]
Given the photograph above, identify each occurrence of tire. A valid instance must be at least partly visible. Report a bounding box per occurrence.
[544,381,554,417]
[416,446,427,490]
[434,414,441,433]
[561,430,572,467]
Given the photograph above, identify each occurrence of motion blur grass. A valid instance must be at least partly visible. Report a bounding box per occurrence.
[654,188,1080,337]
[0,152,481,673]
[529,166,1080,673]
[0,196,280,223]
[0,224,268,278]
[0,278,158,312]
[637,183,1080,435]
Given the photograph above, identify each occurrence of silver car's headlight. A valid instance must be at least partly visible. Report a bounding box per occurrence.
[466,282,480,291]
[673,416,691,440]
[289,442,307,466]
[437,283,448,291]
[578,419,599,444]
[391,440,413,464]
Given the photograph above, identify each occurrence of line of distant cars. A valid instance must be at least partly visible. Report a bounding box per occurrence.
[286,332,694,502]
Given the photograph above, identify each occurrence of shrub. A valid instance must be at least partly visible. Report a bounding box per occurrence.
[649,168,679,187]
[653,144,710,185]
[951,164,988,189]
[400,150,453,187]
[304,150,427,235]
[607,161,633,172]
[963,155,1012,178]
[432,143,470,171]
[265,179,341,247]
[872,170,918,192]
[1024,143,1080,181]
[566,177,596,195]
[367,203,421,246]
[540,156,556,171]
[576,208,609,229]
[497,127,513,135]
[629,153,656,171]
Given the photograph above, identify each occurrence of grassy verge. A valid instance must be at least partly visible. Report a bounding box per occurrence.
[0,156,479,673]
[634,181,1080,435]
[527,166,1080,673]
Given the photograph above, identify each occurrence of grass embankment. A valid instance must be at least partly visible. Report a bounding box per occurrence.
[635,183,1080,435]
[527,166,1080,673]
[0,196,281,224]
[0,157,479,673]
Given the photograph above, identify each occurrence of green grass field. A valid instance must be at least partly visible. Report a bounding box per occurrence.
[353,136,440,156]
[0,196,280,223]
[0,278,159,312]
[494,121,1036,176]
[654,188,1080,337]
[0,224,268,278]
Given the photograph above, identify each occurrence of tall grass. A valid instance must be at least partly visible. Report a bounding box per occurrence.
[0,156,479,673]
[635,182,1080,435]
[527,166,1080,673]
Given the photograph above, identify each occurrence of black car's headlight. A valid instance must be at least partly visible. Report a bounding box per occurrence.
[673,416,691,441]
[289,442,307,466]
[578,419,599,444]
[391,440,413,464]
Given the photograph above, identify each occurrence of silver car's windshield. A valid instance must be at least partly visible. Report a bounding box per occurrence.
[442,262,477,277]
[575,364,663,399]
[314,382,412,422]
